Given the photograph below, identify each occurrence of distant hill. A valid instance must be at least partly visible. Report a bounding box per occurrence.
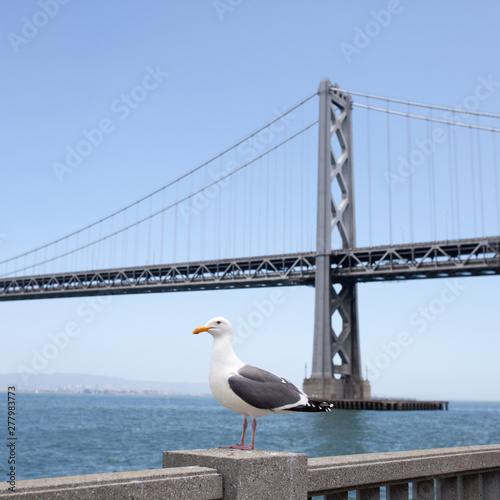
[0,372,210,395]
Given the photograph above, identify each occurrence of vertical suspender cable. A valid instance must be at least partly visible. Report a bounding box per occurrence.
[476,115,485,236]
[283,121,287,254]
[257,156,261,255]
[135,204,140,265]
[220,157,226,258]
[173,182,178,263]
[493,131,500,234]
[100,222,105,269]
[148,196,153,264]
[428,113,436,241]
[160,189,165,264]
[232,148,237,258]
[213,164,217,260]
[87,228,91,272]
[273,139,277,253]
[452,124,460,239]
[201,166,207,260]
[265,152,270,253]
[386,102,393,244]
[186,173,193,262]
[366,98,372,246]
[122,210,127,267]
[306,109,311,250]
[217,161,222,259]
[65,232,69,272]
[469,127,478,236]
[242,160,247,256]
[232,156,238,257]
[75,231,79,271]
[406,104,414,243]
[301,104,305,251]
[109,216,113,269]
[249,151,253,257]
[226,165,230,259]
[102,222,106,269]
[227,155,232,259]
[220,173,225,259]
[447,122,455,240]
[289,135,294,251]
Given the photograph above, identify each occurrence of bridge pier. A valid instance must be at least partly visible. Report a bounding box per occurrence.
[303,79,371,401]
[303,377,371,401]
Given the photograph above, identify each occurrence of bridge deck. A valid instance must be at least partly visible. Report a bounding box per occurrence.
[0,237,498,300]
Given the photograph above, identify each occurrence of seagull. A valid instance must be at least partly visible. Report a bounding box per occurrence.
[193,316,332,450]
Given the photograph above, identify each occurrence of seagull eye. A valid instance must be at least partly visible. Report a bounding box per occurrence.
[217,321,221,324]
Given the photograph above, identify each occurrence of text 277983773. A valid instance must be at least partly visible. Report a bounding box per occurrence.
[7,386,16,492]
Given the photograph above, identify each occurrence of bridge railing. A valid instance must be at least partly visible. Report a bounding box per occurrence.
[3,444,499,499]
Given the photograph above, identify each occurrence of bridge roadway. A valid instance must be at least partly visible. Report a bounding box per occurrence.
[0,236,499,300]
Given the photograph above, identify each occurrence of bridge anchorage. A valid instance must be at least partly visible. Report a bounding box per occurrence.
[303,80,371,401]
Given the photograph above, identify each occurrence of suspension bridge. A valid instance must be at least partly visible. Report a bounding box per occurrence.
[1,80,500,400]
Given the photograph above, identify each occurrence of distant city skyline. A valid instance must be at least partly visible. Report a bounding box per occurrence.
[0,372,210,396]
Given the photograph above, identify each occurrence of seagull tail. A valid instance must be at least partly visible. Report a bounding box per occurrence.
[287,400,334,413]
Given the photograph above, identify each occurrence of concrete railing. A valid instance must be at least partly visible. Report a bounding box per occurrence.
[2,444,499,499]
[307,445,500,499]
[0,467,222,499]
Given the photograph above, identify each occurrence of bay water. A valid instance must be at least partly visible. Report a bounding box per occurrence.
[3,393,500,481]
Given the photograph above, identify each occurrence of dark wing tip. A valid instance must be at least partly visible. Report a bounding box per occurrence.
[287,400,334,413]
[312,400,335,412]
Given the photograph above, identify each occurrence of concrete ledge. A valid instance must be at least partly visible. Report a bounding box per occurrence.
[163,448,308,500]
[0,466,222,500]
[308,444,500,496]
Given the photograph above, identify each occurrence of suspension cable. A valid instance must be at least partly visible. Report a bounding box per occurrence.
[3,120,318,276]
[337,87,500,120]
[1,91,318,266]
[353,103,500,133]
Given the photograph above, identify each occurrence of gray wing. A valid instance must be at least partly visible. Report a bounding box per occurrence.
[228,364,302,410]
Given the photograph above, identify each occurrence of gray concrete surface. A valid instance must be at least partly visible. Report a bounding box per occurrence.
[163,448,308,500]
[3,444,499,499]
[0,466,222,499]
[308,444,500,497]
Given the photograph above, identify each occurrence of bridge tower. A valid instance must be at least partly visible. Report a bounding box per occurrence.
[303,80,371,401]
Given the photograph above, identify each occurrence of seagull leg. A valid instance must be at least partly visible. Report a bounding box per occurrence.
[247,418,257,450]
[220,416,255,450]
[236,416,248,447]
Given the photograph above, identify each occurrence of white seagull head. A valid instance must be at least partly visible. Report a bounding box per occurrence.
[193,316,233,338]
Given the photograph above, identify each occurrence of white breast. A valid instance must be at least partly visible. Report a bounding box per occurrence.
[208,337,271,418]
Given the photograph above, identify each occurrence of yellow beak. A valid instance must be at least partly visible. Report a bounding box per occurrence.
[193,325,212,334]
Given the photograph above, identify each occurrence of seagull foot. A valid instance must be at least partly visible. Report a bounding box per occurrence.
[220,444,254,450]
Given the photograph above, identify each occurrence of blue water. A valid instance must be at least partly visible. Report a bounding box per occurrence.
[2,393,500,481]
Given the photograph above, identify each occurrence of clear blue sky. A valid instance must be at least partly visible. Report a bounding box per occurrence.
[1,0,499,401]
